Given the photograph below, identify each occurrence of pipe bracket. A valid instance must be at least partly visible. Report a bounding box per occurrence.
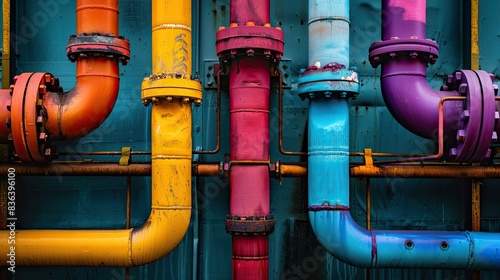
[226,215,275,236]
[9,73,62,163]
[141,77,202,106]
[67,34,131,65]
[298,63,360,100]
[369,38,439,68]
[216,24,284,60]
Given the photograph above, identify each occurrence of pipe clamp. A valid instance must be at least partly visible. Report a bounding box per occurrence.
[226,215,275,236]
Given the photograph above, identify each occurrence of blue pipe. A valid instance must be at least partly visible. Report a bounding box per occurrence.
[305,0,500,270]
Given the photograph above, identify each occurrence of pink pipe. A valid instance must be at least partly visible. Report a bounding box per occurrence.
[230,0,270,25]
[229,55,270,279]
[382,0,426,40]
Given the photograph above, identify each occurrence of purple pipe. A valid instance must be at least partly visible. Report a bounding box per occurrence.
[380,57,459,139]
[382,0,426,40]
[376,0,460,139]
[370,0,497,163]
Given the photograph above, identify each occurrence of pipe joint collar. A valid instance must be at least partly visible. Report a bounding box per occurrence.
[216,25,284,60]
[369,38,439,68]
[298,64,360,100]
[67,34,131,65]
[141,77,202,106]
[9,73,62,163]
[225,215,275,236]
[444,70,497,163]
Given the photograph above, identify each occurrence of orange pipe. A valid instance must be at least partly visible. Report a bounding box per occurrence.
[76,0,118,35]
[43,58,119,140]
[43,0,120,140]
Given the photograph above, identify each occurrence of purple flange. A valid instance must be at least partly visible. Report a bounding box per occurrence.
[369,0,497,163]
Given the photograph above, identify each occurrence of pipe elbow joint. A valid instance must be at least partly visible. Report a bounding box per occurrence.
[130,208,191,266]
[309,210,374,267]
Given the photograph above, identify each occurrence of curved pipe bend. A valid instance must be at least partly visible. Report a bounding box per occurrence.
[0,0,195,266]
[310,209,500,269]
[308,99,500,270]
[380,59,459,139]
[44,58,119,140]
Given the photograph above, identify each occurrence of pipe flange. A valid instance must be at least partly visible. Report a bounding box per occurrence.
[9,73,62,163]
[67,33,131,65]
[225,215,275,236]
[368,38,439,68]
[141,75,202,106]
[216,23,284,60]
[298,63,360,100]
[445,70,496,163]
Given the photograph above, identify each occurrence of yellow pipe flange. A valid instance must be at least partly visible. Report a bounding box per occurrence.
[141,77,202,104]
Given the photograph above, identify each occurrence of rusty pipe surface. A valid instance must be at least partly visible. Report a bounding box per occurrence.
[6,162,500,179]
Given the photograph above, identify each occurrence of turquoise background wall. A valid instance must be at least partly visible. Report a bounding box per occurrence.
[3,0,500,279]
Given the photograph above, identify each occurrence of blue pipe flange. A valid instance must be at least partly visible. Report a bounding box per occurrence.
[298,62,360,100]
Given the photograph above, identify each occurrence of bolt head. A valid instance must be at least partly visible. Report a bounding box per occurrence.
[492,131,498,143]
[459,83,468,95]
[493,84,498,95]
[39,132,47,142]
[454,72,462,82]
[461,110,470,121]
[485,149,492,158]
[456,129,466,142]
[449,148,458,157]
[44,74,52,83]
[446,75,454,85]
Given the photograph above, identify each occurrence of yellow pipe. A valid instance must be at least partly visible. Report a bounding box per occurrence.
[0,0,200,266]
[2,0,10,88]
[471,0,479,70]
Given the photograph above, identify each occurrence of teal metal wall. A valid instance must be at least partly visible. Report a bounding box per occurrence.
[4,0,500,279]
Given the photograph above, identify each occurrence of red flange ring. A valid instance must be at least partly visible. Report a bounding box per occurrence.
[216,25,284,59]
[11,73,33,162]
[10,72,59,163]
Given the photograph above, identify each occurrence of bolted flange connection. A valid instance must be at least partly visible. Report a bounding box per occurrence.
[297,62,360,100]
[67,33,131,65]
[225,214,275,236]
[368,37,439,68]
[441,70,497,163]
[9,73,63,163]
[141,73,202,107]
[216,22,284,62]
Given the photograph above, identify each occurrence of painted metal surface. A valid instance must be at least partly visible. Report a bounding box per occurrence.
[369,0,498,163]
[0,0,197,267]
[6,0,500,279]
[217,0,282,276]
